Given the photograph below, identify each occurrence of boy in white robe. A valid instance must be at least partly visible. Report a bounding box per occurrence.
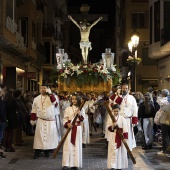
[107,104,128,170]
[62,94,85,170]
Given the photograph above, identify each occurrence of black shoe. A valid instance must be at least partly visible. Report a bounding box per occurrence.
[0,153,6,159]
[45,153,50,158]
[110,169,115,170]
[62,167,68,170]
[33,154,39,159]
[71,167,78,170]
[148,144,152,149]
[142,146,149,150]
[90,133,92,136]
[82,144,86,148]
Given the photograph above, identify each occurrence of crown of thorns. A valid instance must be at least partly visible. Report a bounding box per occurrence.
[79,19,91,26]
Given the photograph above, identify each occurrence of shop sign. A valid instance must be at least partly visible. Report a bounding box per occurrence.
[27,72,36,79]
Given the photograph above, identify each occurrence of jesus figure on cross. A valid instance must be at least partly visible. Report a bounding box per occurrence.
[68,15,103,64]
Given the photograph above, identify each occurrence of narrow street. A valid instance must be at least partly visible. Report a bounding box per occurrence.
[0,128,169,170]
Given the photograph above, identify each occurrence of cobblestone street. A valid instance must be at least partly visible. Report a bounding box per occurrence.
[0,130,170,170]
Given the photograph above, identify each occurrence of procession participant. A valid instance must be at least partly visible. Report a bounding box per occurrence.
[60,95,71,136]
[105,85,122,141]
[119,83,138,151]
[51,85,61,142]
[82,93,94,147]
[94,93,107,136]
[107,104,128,170]
[62,93,85,170]
[30,85,58,159]
[87,93,96,136]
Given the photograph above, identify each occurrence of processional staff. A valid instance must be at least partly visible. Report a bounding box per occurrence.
[53,97,88,158]
[103,101,136,164]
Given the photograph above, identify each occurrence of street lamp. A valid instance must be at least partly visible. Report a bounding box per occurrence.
[127,30,141,92]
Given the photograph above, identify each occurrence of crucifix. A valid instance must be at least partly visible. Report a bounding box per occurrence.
[62,4,108,64]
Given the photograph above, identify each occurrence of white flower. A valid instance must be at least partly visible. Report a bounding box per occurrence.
[64,69,70,74]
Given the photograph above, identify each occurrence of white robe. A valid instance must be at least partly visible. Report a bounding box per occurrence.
[54,94,62,142]
[60,100,71,136]
[62,105,85,168]
[107,115,128,169]
[119,94,138,151]
[82,101,91,144]
[31,94,58,149]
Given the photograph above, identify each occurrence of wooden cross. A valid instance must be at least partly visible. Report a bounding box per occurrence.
[62,4,108,21]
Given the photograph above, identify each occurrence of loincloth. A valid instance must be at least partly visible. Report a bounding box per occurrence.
[79,41,92,50]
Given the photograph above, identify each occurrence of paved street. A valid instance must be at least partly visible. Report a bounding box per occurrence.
[0,130,170,170]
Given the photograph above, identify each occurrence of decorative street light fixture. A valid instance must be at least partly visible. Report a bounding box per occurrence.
[127,30,141,92]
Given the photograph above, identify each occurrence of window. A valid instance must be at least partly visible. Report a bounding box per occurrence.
[164,1,170,27]
[52,44,56,65]
[154,0,160,42]
[150,6,152,44]
[132,12,148,29]
[19,17,28,46]
[32,21,36,42]
[44,42,50,64]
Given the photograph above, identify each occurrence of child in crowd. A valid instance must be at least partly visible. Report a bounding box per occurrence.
[107,104,128,170]
[62,94,85,170]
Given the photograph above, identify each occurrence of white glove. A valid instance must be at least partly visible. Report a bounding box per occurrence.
[30,120,36,126]
[46,88,52,94]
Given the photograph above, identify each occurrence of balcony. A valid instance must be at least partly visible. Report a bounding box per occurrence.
[42,23,56,39]
[0,16,27,56]
[160,23,170,53]
[149,24,170,59]
[36,43,46,58]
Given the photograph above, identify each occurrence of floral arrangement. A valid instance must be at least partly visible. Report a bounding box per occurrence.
[50,62,121,88]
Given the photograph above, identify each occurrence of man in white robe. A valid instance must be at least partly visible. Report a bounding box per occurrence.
[119,83,138,151]
[30,85,58,159]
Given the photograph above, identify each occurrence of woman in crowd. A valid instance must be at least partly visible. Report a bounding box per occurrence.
[138,94,156,149]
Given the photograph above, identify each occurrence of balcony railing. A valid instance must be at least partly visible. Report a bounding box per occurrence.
[15,31,26,51]
[160,23,170,46]
[6,16,17,33]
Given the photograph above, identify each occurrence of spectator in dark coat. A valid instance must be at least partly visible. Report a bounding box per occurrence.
[3,90,18,152]
[13,90,27,146]
[0,87,7,158]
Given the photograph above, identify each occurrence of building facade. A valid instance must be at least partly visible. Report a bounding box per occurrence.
[0,0,67,92]
[115,0,158,92]
[149,0,170,89]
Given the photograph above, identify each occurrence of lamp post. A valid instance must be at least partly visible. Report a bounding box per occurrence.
[127,30,141,92]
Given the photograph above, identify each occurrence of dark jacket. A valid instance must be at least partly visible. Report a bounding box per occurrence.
[138,102,156,119]
[15,98,27,125]
[5,97,18,129]
[0,98,6,123]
